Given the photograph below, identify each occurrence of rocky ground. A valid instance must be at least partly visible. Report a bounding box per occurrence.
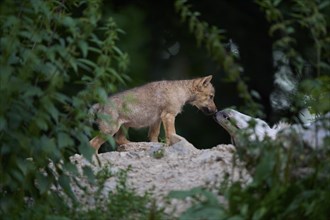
[67,138,250,216]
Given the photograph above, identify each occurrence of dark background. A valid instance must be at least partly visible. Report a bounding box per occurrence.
[97,0,314,149]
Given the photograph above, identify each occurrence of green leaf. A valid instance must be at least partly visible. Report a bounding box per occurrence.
[107,68,126,85]
[39,135,57,155]
[88,46,102,54]
[169,187,210,200]
[62,16,76,28]
[77,58,98,69]
[78,40,89,58]
[254,152,275,183]
[83,166,95,184]
[36,173,52,194]
[273,0,282,7]
[45,215,71,220]
[228,216,245,220]
[57,132,74,149]
[23,86,43,98]
[113,46,123,56]
[68,57,78,73]
[46,102,59,123]
[63,162,79,174]
[78,143,94,162]
[252,207,267,220]
[54,92,70,104]
[35,117,48,131]
[318,1,330,10]
[16,158,31,176]
[96,87,108,102]
[58,174,76,200]
[180,207,226,220]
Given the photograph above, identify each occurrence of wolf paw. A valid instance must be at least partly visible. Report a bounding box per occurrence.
[169,134,186,145]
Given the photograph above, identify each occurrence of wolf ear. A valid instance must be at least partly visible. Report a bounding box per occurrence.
[200,75,213,87]
[193,75,213,90]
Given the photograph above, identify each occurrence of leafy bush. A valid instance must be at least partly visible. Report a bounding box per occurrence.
[172,0,330,219]
[170,125,330,220]
[73,165,165,220]
[0,0,129,218]
[169,187,226,220]
[256,0,330,115]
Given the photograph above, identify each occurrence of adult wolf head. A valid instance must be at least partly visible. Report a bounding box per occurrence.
[214,108,282,143]
[190,75,217,115]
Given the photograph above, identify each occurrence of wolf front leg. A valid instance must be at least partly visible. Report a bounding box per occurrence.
[148,119,161,142]
[89,135,105,153]
[90,119,122,153]
[115,126,130,145]
[161,112,177,145]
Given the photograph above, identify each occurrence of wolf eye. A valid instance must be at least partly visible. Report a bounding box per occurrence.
[209,95,214,99]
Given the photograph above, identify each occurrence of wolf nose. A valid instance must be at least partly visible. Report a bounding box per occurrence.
[202,107,216,116]
[216,111,230,120]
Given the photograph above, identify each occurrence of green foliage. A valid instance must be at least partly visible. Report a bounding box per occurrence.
[256,0,329,76]
[255,0,330,114]
[169,187,226,220]
[12,164,165,220]
[0,0,129,218]
[175,0,264,117]
[296,76,330,114]
[226,132,330,220]
[171,133,330,220]
[75,166,165,220]
[152,148,165,159]
[172,0,330,219]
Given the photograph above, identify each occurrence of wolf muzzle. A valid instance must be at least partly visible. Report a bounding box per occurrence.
[213,110,232,125]
[201,107,218,116]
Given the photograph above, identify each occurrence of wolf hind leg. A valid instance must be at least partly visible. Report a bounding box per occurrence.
[148,119,161,142]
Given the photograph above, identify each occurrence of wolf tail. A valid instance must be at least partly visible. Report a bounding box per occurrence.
[88,103,100,125]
